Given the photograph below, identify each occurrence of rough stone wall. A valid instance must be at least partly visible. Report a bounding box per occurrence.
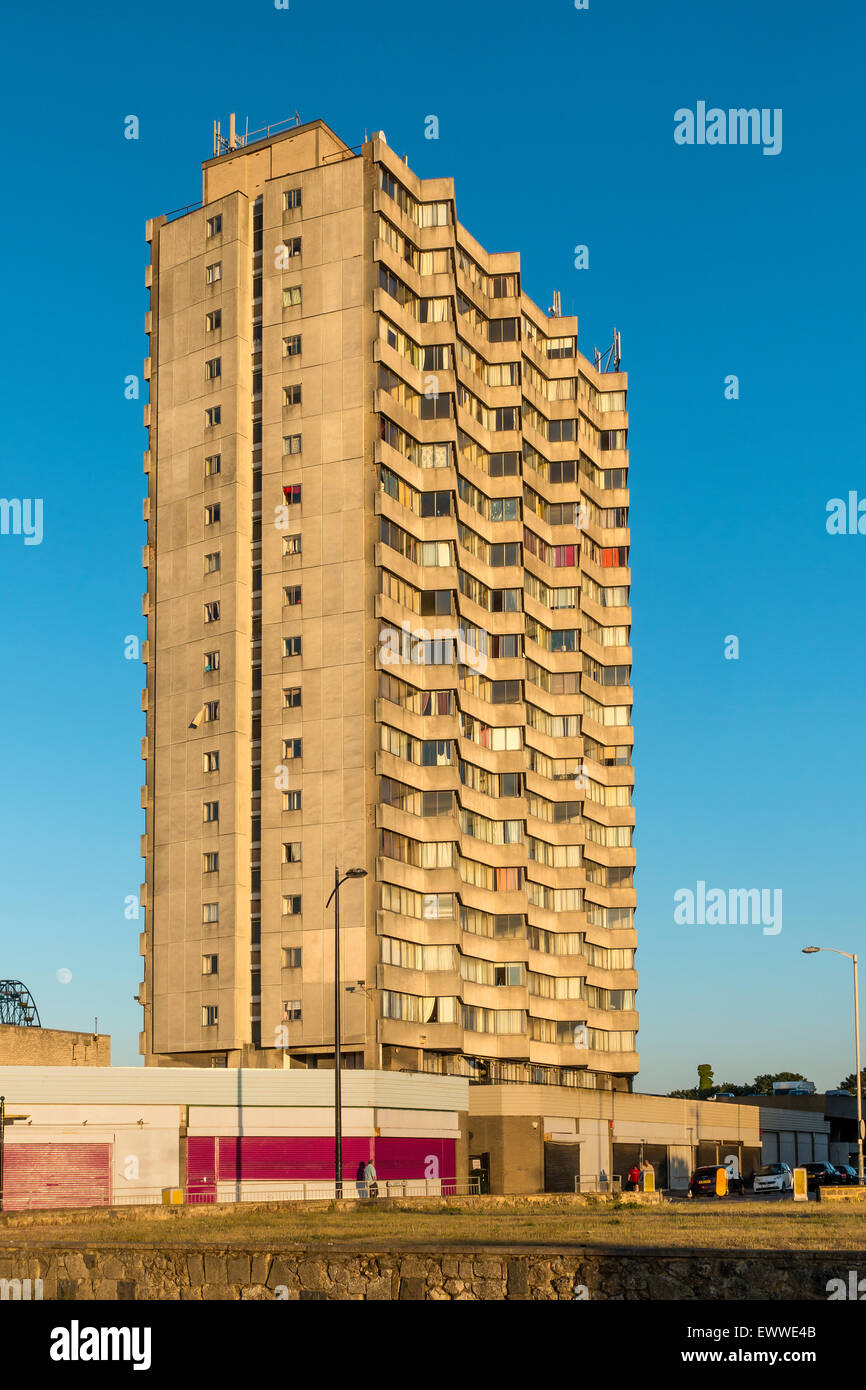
[0,1246,859,1301]
[0,1026,110,1066]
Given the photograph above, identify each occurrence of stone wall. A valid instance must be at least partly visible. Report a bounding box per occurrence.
[0,1025,110,1066]
[0,1245,860,1301]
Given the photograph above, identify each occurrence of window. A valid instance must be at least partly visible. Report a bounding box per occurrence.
[202,1005,218,1026]
[284,585,302,606]
[205,262,222,284]
[202,903,219,923]
[204,505,221,527]
[283,841,302,862]
[283,1000,302,1021]
[283,534,302,556]
[283,483,302,504]
[284,384,302,405]
[283,635,302,658]
[204,601,220,623]
[206,310,221,332]
[489,317,518,342]
[202,954,219,975]
[203,801,219,822]
[283,737,302,759]
[253,275,262,302]
[283,790,302,811]
[205,357,221,381]
[206,215,222,237]
[204,650,220,673]
[204,701,220,722]
[283,947,302,968]
[283,434,302,455]
[283,187,302,210]
[282,894,302,915]
[203,852,219,873]
[205,453,221,476]
[283,334,302,357]
[282,286,302,308]
[203,750,219,773]
[204,552,221,574]
[283,686,302,708]
[205,406,221,428]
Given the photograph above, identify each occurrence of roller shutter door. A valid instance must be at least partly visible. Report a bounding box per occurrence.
[544,1141,581,1193]
[4,1143,111,1210]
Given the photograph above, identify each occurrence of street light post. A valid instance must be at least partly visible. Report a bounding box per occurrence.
[326,866,367,1199]
[802,946,864,1185]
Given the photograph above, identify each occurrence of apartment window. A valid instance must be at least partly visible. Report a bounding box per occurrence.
[203,750,219,773]
[284,384,302,406]
[204,601,221,623]
[283,434,302,455]
[205,357,221,381]
[203,852,219,873]
[494,406,520,432]
[253,275,262,302]
[205,262,222,284]
[281,236,302,257]
[282,634,302,658]
[202,1005,218,1026]
[283,686,302,708]
[489,317,518,342]
[283,534,302,556]
[283,188,302,210]
[283,1000,302,1021]
[202,903,219,923]
[205,453,221,476]
[202,954,219,975]
[206,215,222,237]
[284,585,302,606]
[206,310,222,332]
[203,801,219,822]
[283,483,302,504]
[205,406,221,427]
[548,419,575,443]
[283,738,302,759]
[204,701,220,722]
[283,947,302,968]
[204,552,221,574]
[283,334,302,357]
[283,894,302,915]
[283,841,302,863]
[420,490,451,518]
[283,791,302,811]
[282,286,302,308]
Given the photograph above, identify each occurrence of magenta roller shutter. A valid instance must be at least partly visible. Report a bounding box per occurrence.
[4,1143,111,1210]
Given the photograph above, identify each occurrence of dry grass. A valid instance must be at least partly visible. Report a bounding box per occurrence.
[4,1198,866,1252]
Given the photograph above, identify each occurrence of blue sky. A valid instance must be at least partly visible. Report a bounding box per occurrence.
[0,0,863,1090]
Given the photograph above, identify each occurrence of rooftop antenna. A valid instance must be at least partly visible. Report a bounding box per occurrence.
[228,112,237,150]
[548,290,562,318]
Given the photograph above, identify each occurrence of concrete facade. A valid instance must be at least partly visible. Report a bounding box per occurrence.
[141,118,636,1095]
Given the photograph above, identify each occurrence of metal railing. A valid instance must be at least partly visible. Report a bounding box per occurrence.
[3,1175,480,1212]
[574,1175,622,1195]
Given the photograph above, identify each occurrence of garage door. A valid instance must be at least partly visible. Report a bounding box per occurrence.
[4,1143,111,1210]
[544,1141,581,1193]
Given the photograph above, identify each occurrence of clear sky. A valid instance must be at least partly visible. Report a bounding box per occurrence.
[0,0,863,1091]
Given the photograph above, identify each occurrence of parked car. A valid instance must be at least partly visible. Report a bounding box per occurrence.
[834,1165,860,1185]
[688,1165,744,1198]
[802,1162,844,1190]
[752,1162,793,1194]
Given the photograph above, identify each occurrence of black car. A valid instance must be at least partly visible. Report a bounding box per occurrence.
[835,1165,860,1186]
[688,1164,745,1198]
[802,1162,844,1190]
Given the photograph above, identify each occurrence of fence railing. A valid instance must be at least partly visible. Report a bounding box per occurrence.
[3,1175,480,1212]
[574,1175,622,1195]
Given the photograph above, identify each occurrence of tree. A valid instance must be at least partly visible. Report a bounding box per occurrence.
[837,1069,866,1094]
[751,1072,806,1095]
[697,1063,714,1093]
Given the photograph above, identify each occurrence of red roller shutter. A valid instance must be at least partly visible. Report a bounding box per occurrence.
[4,1143,111,1210]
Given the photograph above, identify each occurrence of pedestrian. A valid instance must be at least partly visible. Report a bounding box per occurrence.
[641,1159,654,1191]
[355,1159,367,1199]
[627,1163,640,1192]
[363,1157,378,1200]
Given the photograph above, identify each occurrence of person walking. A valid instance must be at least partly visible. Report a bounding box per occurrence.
[627,1163,640,1193]
[355,1158,367,1199]
[363,1157,378,1200]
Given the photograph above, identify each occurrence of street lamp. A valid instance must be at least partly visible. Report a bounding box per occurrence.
[325,867,367,1198]
[802,946,864,1184]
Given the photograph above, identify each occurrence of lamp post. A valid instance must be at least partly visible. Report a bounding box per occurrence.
[325,866,367,1198]
[802,946,864,1184]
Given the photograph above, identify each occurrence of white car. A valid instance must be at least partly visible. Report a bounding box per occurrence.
[753,1162,793,1193]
